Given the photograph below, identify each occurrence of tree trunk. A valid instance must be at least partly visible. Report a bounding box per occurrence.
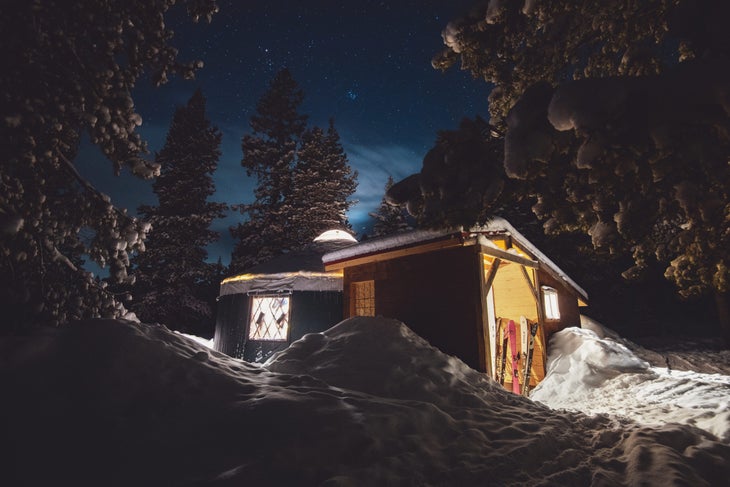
[715,290,730,349]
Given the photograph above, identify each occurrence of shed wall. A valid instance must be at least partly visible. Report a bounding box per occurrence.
[538,270,581,338]
[343,245,485,371]
[492,263,538,322]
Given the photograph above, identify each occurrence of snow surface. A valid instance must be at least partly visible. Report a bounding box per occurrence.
[2,317,729,486]
[532,319,730,444]
[176,331,214,349]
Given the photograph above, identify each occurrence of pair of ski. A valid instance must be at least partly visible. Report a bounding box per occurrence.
[497,318,538,396]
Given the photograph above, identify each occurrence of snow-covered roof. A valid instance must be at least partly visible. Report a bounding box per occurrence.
[220,271,343,295]
[220,238,356,295]
[322,217,588,301]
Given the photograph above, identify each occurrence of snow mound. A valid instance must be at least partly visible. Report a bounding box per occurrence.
[532,326,651,394]
[2,318,730,486]
[532,325,730,443]
[266,316,505,409]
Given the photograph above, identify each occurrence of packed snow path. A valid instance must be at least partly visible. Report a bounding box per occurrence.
[2,317,729,486]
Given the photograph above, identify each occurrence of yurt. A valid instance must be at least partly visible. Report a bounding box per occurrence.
[214,230,357,362]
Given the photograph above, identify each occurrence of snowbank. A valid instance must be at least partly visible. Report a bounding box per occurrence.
[2,317,729,486]
[532,322,730,443]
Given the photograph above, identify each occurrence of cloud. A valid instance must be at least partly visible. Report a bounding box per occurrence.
[341,140,424,231]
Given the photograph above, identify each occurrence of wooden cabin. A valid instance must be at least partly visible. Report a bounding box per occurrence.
[322,218,588,394]
[214,230,357,362]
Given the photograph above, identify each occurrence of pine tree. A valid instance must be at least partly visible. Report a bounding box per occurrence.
[131,89,226,335]
[0,0,218,331]
[230,68,307,272]
[369,176,412,237]
[289,120,358,243]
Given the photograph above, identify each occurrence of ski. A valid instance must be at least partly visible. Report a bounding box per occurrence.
[508,320,520,394]
[521,321,539,396]
[498,321,509,385]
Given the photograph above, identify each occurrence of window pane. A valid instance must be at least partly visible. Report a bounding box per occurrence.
[542,286,560,320]
[352,281,375,317]
[249,295,290,341]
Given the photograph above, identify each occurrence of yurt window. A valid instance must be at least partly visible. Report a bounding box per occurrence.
[542,286,560,320]
[248,294,291,341]
[351,280,375,316]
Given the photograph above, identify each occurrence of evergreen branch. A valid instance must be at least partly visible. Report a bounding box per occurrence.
[57,151,135,222]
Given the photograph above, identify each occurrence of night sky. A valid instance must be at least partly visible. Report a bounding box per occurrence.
[78,0,488,264]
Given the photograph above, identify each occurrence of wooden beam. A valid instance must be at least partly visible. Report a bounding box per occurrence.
[478,242,539,269]
[476,252,499,377]
[530,270,547,394]
[480,256,500,378]
[484,257,501,292]
[519,265,539,304]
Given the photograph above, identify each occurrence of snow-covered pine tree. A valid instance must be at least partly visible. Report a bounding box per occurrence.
[230,68,308,272]
[0,0,218,332]
[395,0,730,343]
[289,120,358,243]
[369,176,412,237]
[130,89,226,335]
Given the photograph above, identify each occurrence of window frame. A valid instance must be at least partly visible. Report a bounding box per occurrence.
[247,293,292,341]
[541,286,561,321]
[350,280,375,317]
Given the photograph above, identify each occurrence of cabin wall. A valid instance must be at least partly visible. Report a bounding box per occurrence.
[538,270,581,338]
[492,263,538,322]
[343,245,484,371]
[215,291,343,362]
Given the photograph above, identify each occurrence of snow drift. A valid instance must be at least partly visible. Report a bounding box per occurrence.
[2,317,729,486]
[532,322,730,443]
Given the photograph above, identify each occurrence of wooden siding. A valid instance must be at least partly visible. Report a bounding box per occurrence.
[331,231,586,392]
[490,265,546,390]
[343,245,486,371]
[492,263,538,322]
[538,270,581,338]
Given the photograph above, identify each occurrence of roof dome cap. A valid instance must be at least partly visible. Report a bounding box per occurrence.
[313,229,358,243]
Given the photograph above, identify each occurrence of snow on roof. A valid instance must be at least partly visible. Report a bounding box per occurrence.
[220,271,343,295]
[5,317,728,484]
[322,217,588,301]
[322,227,457,263]
[220,238,356,295]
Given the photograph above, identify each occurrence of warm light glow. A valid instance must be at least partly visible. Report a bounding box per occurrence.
[542,286,560,320]
[509,243,531,259]
[313,229,358,242]
[351,280,375,316]
[249,295,291,341]
[221,270,343,285]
